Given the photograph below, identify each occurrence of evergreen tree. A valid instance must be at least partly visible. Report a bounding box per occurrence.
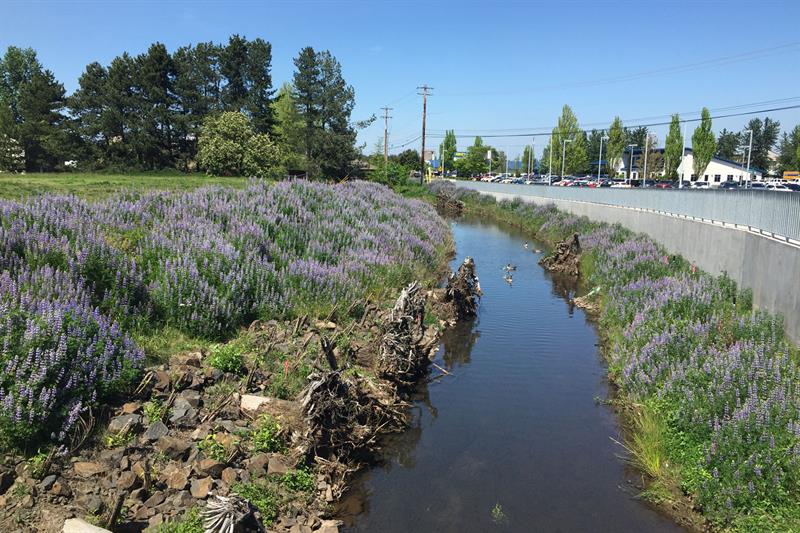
[776,125,800,173]
[220,35,249,112]
[135,42,177,169]
[292,47,359,179]
[271,82,305,171]
[741,117,780,174]
[692,107,716,179]
[715,128,741,160]
[664,114,683,180]
[69,62,109,165]
[245,38,274,133]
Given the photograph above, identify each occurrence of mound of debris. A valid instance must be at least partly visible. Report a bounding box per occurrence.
[539,233,581,276]
[442,257,482,320]
[435,189,464,215]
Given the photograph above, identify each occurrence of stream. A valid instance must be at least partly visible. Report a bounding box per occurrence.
[337,216,686,532]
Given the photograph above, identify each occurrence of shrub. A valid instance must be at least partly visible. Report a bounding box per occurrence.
[250,415,284,453]
[207,344,245,374]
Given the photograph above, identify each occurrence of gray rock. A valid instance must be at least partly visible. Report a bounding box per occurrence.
[76,493,104,514]
[39,474,57,491]
[62,518,112,533]
[108,414,142,434]
[143,421,169,441]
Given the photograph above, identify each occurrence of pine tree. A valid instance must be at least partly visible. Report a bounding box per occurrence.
[245,38,274,133]
[692,108,716,180]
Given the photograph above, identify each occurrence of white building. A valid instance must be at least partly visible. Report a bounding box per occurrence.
[675,148,762,187]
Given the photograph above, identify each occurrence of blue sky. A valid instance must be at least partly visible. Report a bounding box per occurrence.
[2,0,799,160]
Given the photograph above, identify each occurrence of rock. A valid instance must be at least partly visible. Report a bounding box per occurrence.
[62,517,112,533]
[0,470,13,495]
[76,493,104,514]
[120,402,141,415]
[171,352,201,368]
[240,394,273,414]
[221,467,237,486]
[190,476,213,499]
[246,453,269,476]
[214,420,237,433]
[51,480,72,497]
[267,454,291,476]
[169,398,198,426]
[119,456,130,471]
[73,462,105,477]
[108,413,142,434]
[148,514,165,528]
[39,474,57,491]
[155,436,191,459]
[170,490,193,508]
[143,421,169,441]
[163,466,189,490]
[288,525,313,533]
[143,491,166,508]
[197,458,226,478]
[178,389,202,407]
[129,487,147,502]
[154,370,171,390]
[117,471,139,491]
[318,520,341,533]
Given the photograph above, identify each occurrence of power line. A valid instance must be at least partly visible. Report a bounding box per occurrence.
[421,103,800,140]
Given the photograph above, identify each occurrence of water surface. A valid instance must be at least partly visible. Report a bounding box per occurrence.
[339,217,685,533]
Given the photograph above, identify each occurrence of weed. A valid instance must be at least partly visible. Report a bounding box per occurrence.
[157,507,204,533]
[280,467,315,493]
[207,343,245,374]
[491,503,508,525]
[144,399,166,423]
[233,481,278,524]
[251,415,285,454]
[104,429,134,448]
[198,433,228,462]
[27,449,49,478]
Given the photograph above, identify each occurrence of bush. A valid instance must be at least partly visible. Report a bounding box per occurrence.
[197,112,281,177]
[207,344,245,374]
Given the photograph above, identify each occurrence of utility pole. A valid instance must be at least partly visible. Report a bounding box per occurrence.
[679,123,687,189]
[744,128,754,187]
[598,135,608,183]
[642,135,649,187]
[381,106,393,163]
[417,85,433,181]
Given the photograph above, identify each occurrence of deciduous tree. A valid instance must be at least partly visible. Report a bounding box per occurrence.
[664,114,683,180]
[692,107,716,179]
[606,116,625,177]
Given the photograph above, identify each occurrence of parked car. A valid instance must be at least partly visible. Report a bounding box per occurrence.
[653,181,674,189]
[690,182,709,189]
[784,182,800,192]
[719,181,740,190]
[750,182,766,189]
[766,183,792,192]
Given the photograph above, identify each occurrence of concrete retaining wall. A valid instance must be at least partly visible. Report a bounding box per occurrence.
[459,185,800,342]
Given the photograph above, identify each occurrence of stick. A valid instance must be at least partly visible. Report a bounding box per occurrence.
[431,362,451,375]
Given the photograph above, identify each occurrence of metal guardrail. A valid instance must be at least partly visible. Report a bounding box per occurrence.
[457,181,800,246]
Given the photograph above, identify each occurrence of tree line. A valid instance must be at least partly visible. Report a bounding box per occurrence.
[436,105,800,179]
[0,37,368,178]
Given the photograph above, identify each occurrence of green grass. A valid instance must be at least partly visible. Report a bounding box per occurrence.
[0,171,249,200]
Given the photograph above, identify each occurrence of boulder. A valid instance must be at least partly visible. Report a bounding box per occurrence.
[155,436,192,459]
[143,491,166,508]
[73,462,105,477]
[62,518,112,533]
[163,466,190,490]
[143,421,169,441]
[197,458,226,478]
[120,402,141,415]
[190,476,213,499]
[240,394,273,414]
[267,454,291,476]
[117,470,139,491]
[108,413,142,434]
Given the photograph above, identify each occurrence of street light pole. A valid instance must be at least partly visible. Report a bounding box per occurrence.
[598,135,608,184]
[548,136,553,185]
[561,138,573,180]
[679,123,687,189]
[745,128,754,188]
[642,135,649,187]
[627,144,637,182]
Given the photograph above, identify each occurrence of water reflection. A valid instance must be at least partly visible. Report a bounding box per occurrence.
[339,216,685,533]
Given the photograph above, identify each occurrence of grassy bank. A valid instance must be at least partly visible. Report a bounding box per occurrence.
[433,181,800,532]
[0,172,249,200]
[0,179,452,452]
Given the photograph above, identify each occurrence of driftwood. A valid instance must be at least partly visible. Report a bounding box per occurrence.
[444,257,482,320]
[203,495,262,533]
[435,189,464,215]
[539,233,581,276]
[376,282,428,386]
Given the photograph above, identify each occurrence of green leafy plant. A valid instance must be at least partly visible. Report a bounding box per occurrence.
[198,433,228,462]
[251,415,285,453]
[207,343,245,374]
[491,503,508,525]
[232,481,278,524]
[144,399,166,423]
[280,467,315,493]
[157,507,204,533]
[104,428,134,448]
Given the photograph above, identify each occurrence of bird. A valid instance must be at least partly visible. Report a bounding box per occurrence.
[503,273,513,285]
[503,263,516,272]
[524,241,529,249]
[533,249,542,254]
